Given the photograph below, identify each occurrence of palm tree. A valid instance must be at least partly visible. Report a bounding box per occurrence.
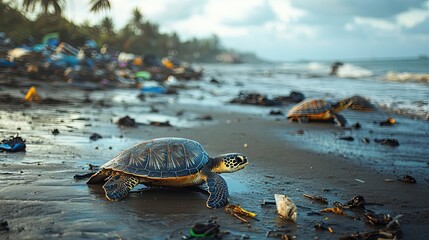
[22,0,64,15]
[22,0,110,15]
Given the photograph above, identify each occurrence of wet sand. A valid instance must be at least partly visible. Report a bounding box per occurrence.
[1,79,428,239]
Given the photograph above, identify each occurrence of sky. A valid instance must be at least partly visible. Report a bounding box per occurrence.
[64,0,429,61]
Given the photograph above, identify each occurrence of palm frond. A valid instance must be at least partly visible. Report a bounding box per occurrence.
[90,0,110,13]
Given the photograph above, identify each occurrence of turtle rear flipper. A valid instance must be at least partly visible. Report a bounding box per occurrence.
[333,113,347,127]
[102,174,139,201]
[205,173,229,208]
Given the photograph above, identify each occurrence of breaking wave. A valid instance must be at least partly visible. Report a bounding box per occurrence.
[383,71,429,84]
[306,62,373,78]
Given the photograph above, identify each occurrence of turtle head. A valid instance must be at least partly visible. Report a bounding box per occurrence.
[332,98,353,112]
[212,153,248,173]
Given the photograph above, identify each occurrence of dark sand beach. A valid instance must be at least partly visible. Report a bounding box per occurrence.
[1,77,429,240]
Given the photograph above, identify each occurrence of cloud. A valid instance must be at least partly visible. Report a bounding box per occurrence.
[347,0,429,32]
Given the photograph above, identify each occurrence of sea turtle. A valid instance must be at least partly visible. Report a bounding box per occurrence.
[87,137,248,208]
[287,98,353,127]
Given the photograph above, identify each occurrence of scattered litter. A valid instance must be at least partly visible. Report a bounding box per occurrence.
[89,133,103,141]
[354,178,365,183]
[0,220,9,231]
[364,210,392,225]
[398,174,416,184]
[384,178,395,182]
[266,229,292,239]
[302,193,328,204]
[117,115,137,127]
[149,120,172,127]
[320,207,348,216]
[269,110,284,116]
[225,204,257,223]
[351,122,361,129]
[24,86,41,102]
[378,117,396,126]
[275,194,297,222]
[189,221,221,239]
[261,199,276,205]
[314,222,334,233]
[52,129,60,135]
[362,138,370,143]
[374,138,399,147]
[338,136,354,141]
[334,195,366,209]
[0,134,26,152]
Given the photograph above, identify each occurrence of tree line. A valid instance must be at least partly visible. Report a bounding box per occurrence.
[0,0,260,63]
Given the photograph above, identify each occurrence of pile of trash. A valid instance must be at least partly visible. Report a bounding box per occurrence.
[0,32,203,92]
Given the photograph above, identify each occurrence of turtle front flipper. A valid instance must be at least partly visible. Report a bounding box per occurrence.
[332,113,347,127]
[102,174,139,201]
[204,173,229,208]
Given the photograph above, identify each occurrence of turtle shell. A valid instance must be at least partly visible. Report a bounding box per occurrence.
[101,138,209,178]
[287,99,332,117]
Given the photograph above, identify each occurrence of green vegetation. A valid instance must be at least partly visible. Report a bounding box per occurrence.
[0,0,261,63]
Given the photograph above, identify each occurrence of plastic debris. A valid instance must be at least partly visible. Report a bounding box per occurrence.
[379,117,396,126]
[117,116,137,127]
[374,138,399,147]
[364,211,392,225]
[24,86,41,102]
[89,133,103,141]
[225,204,257,223]
[334,195,366,209]
[320,207,348,216]
[302,193,328,204]
[398,174,416,184]
[314,222,334,233]
[0,134,26,152]
[274,194,297,222]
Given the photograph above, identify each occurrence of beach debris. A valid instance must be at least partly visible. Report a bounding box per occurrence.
[0,220,9,231]
[398,174,416,184]
[362,138,370,143]
[51,129,60,135]
[189,221,221,239]
[243,143,248,148]
[89,133,103,141]
[295,129,305,135]
[354,178,365,183]
[275,194,297,222]
[314,222,334,233]
[269,110,284,116]
[302,193,328,204]
[378,117,396,126]
[261,199,276,205]
[266,229,292,239]
[209,77,221,85]
[338,136,354,141]
[230,91,279,106]
[334,195,366,209]
[195,114,213,121]
[351,122,361,129]
[374,138,399,147]
[117,115,137,127]
[273,91,305,104]
[24,86,41,102]
[0,134,26,152]
[320,207,348,216]
[149,120,172,127]
[225,204,257,223]
[287,98,352,127]
[364,211,392,225]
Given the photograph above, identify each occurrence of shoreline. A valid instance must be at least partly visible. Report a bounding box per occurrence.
[0,81,428,239]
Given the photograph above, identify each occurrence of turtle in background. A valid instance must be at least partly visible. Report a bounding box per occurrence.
[287,98,353,127]
[87,137,248,208]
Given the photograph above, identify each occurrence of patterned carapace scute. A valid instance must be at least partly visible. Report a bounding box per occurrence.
[101,138,209,178]
[288,99,331,115]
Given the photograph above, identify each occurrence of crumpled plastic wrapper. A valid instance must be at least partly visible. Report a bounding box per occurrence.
[275,194,297,222]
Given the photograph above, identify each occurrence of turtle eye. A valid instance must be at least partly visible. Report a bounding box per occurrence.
[235,156,244,163]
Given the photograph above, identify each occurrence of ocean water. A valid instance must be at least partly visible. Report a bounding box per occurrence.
[192,59,428,119]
